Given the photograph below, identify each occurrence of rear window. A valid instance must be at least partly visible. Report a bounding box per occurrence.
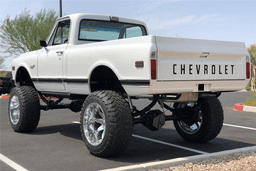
[79,20,147,41]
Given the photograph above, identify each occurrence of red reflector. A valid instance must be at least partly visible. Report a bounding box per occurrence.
[246,62,250,79]
[0,80,3,85]
[151,59,156,79]
[135,61,144,68]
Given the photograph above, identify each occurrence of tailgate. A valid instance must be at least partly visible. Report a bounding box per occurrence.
[155,36,250,81]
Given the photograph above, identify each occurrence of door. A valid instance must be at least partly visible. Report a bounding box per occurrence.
[37,19,70,91]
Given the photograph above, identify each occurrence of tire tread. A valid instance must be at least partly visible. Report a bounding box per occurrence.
[8,86,40,132]
[174,97,224,143]
[80,90,132,157]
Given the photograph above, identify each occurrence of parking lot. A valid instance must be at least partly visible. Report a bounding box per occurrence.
[1,91,256,171]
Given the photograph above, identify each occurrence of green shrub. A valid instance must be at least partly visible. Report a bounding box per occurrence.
[246,82,251,91]
[245,92,256,106]
[0,73,7,77]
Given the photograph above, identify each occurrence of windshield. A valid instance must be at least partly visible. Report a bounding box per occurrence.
[79,20,147,41]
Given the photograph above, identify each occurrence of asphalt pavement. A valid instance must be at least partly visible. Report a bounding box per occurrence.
[0,91,256,171]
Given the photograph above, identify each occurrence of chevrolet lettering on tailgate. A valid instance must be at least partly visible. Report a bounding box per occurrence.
[172,64,235,75]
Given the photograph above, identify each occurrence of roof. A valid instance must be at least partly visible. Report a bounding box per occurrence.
[58,13,147,27]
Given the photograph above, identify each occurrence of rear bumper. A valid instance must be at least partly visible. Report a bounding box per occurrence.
[123,79,249,96]
[149,80,249,94]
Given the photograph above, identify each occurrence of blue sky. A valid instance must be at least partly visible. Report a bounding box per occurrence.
[0,0,255,70]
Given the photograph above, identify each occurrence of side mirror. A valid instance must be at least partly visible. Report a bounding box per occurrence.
[40,40,47,47]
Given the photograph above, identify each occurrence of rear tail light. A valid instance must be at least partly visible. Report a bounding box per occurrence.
[151,52,157,80]
[246,56,250,79]
[151,60,156,79]
[246,62,250,79]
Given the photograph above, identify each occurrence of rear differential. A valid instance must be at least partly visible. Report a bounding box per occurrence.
[141,110,165,131]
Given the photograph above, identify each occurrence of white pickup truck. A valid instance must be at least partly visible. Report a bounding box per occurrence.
[8,13,250,157]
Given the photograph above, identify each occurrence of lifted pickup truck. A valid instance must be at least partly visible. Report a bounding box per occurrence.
[8,13,250,157]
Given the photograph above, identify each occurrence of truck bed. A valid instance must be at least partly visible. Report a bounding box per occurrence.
[122,36,250,96]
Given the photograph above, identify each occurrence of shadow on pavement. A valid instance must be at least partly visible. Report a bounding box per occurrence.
[32,123,82,140]
[29,123,255,164]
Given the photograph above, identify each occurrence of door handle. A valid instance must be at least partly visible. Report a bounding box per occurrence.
[56,51,64,55]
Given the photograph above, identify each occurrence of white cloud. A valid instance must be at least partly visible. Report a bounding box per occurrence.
[193,13,221,23]
[138,12,225,33]
[140,14,195,31]
[136,0,181,14]
[134,1,223,32]
[0,0,46,21]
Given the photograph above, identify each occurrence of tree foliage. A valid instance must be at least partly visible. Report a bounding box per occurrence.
[246,44,256,91]
[248,44,256,65]
[0,47,7,71]
[0,9,58,56]
[0,56,5,70]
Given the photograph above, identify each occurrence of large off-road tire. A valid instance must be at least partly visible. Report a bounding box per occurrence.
[173,97,223,143]
[8,86,41,132]
[80,90,133,157]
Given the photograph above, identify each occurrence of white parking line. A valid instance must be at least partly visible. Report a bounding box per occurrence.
[74,121,256,152]
[0,153,28,171]
[72,121,208,154]
[100,146,256,171]
[224,123,256,131]
[132,134,208,154]
[74,121,256,131]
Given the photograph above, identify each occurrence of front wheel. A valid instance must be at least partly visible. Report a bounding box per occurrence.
[173,97,223,142]
[80,90,133,157]
[8,86,41,132]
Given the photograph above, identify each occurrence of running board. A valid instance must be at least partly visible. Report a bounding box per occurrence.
[41,91,71,98]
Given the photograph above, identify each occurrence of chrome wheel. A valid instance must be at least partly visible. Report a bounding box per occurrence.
[9,95,20,125]
[83,102,106,146]
[174,98,223,142]
[177,110,203,134]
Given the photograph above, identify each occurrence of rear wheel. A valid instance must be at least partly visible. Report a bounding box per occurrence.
[8,86,40,132]
[173,97,223,142]
[80,90,133,157]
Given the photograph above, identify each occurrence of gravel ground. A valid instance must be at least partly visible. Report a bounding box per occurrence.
[151,151,256,171]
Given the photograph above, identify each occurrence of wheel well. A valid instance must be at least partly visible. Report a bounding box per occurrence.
[90,66,125,93]
[16,67,33,87]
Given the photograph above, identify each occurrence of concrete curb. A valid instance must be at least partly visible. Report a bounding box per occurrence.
[235,103,256,113]
[100,146,256,171]
[0,94,9,99]
[0,95,9,99]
